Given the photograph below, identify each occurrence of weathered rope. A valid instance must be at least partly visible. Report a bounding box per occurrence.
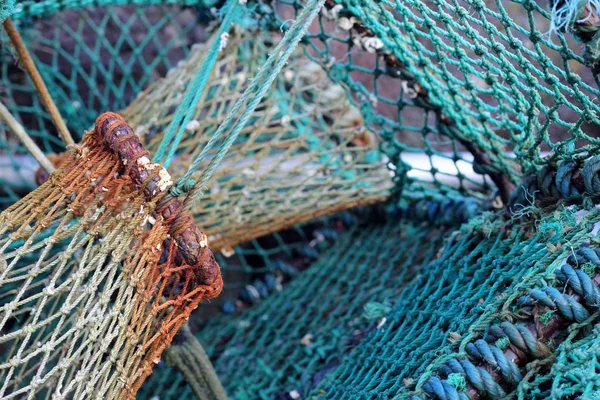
[510,154,600,209]
[95,112,221,286]
[164,323,228,400]
[2,18,75,146]
[393,197,485,227]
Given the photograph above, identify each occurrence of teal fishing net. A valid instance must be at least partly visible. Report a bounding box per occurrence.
[139,210,457,399]
[2,0,600,399]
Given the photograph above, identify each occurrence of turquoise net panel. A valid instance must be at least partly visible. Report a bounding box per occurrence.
[138,209,456,399]
[2,0,600,399]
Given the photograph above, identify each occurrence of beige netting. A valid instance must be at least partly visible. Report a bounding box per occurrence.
[0,114,222,399]
[122,29,393,251]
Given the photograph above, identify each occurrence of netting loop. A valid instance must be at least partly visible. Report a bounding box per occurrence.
[169,177,196,198]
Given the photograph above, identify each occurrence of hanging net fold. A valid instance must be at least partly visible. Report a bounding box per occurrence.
[0,113,222,399]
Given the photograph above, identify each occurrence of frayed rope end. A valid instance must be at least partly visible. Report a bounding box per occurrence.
[547,0,600,37]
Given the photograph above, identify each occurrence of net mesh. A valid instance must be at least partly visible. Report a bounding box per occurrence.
[2,0,600,399]
[138,212,455,399]
[0,116,222,399]
[123,29,391,249]
[0,3,205,206]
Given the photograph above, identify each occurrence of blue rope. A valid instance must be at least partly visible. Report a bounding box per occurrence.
[413,240,600,399]
[153,0,241,167]
[180,0,326,205]
[511,155,600,208]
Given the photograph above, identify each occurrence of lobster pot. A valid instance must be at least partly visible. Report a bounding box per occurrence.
[123,30,393,251]
[1,0,600,399]
[0,117,222,399]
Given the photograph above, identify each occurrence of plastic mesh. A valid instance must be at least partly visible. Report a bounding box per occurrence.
[138,212,454,399]
[2,0,600,399]
[320,206,600,399]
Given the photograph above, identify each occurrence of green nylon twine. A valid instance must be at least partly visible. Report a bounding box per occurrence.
[154,0,242,167]
[179,0,327,205]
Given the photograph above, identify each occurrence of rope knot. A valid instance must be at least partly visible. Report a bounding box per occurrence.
[170,178,196,198]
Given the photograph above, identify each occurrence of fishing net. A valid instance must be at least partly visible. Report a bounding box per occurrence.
[123,29,391,250]
[0,113,222,399]
[138,209,458,399]
[3,0,600,399]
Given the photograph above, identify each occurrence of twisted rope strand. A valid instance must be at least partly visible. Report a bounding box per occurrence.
[180,0,327,206]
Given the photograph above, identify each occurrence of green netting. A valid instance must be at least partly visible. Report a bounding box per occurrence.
[541,325,600,399]
[7,0,600,207]
[4,3,202,138]
[0,0,504,210]
[3,0,600,399]
[138,210,455,399]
